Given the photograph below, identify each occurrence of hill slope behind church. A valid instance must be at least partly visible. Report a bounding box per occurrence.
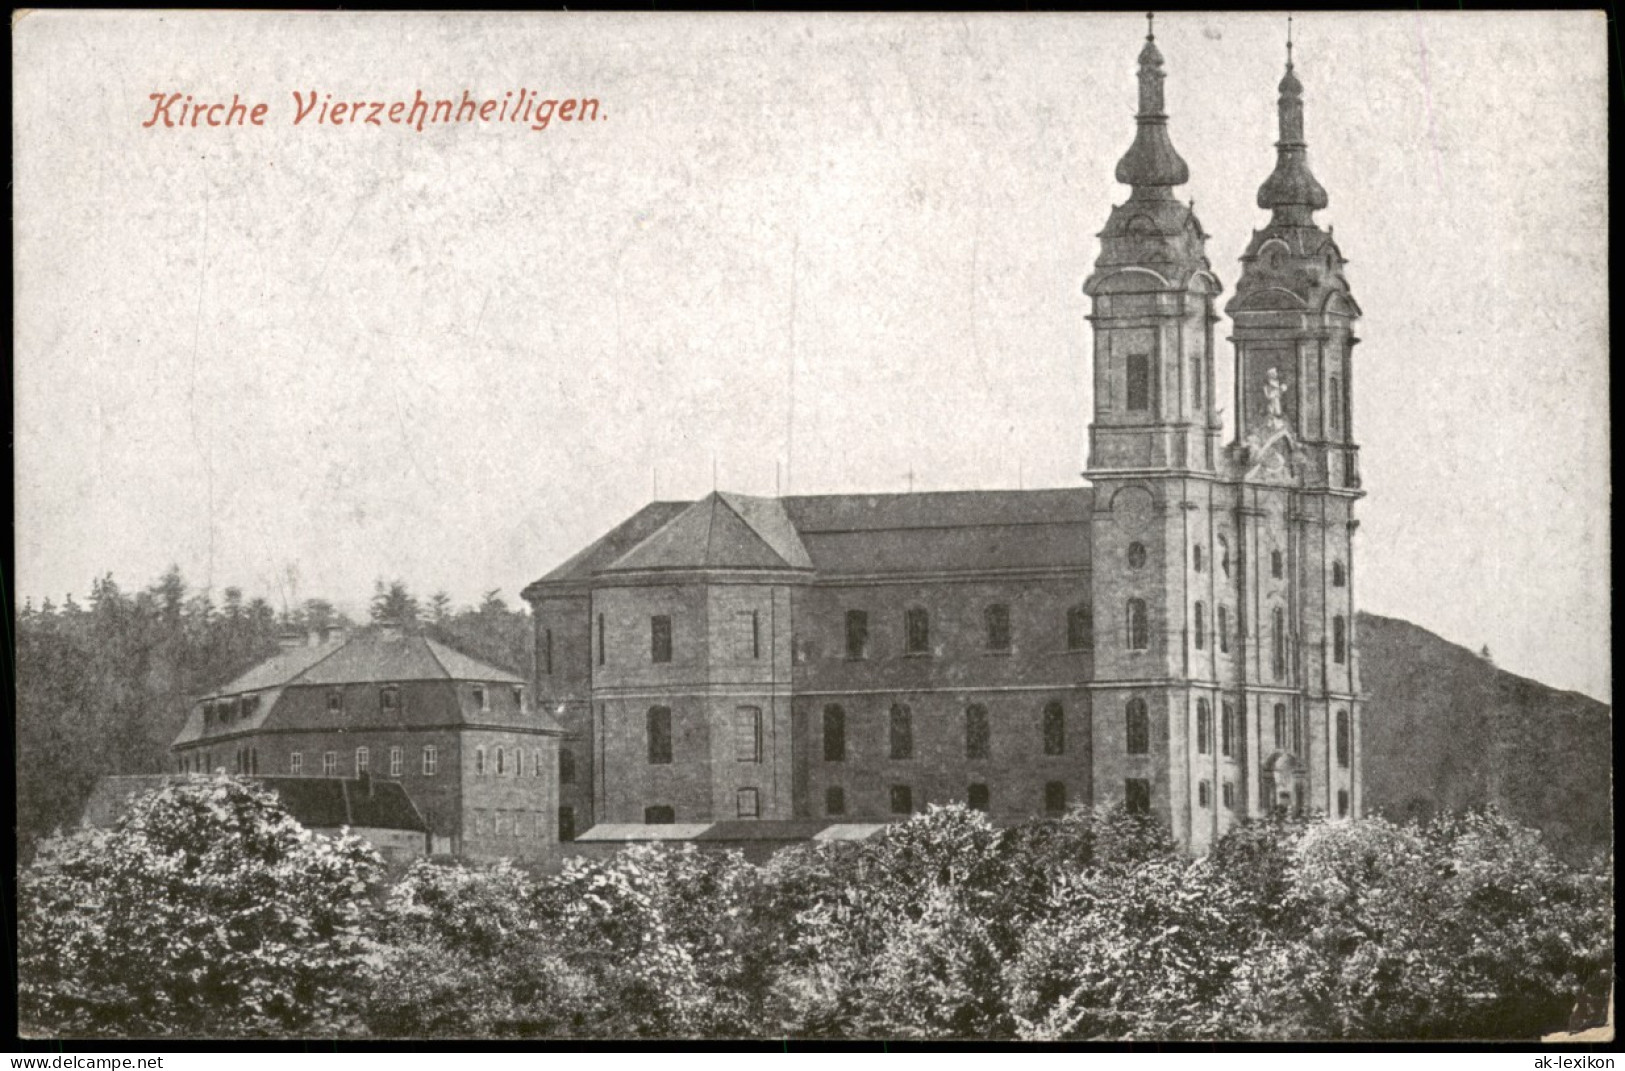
[1359,611,1612,857]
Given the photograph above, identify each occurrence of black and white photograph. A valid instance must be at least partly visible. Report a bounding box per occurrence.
[11,10,1613,1045]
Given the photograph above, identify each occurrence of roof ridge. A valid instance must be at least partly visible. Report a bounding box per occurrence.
[714,492,793,569]
[703,493,720,566]
[281,632,359,689]
[420,633,453,680]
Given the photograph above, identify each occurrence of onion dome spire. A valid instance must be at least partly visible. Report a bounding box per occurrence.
[1114,12,1191,199]
[1256,18,1329,224]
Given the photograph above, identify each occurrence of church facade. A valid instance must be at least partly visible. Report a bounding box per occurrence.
[523,24,1364,854]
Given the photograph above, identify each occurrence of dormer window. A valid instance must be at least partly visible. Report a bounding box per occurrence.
[472,685,488,712]
[511,685,525,709]
[327,689,343,715]
[380,685,400,713]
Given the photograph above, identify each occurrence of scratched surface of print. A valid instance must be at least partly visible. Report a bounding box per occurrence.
[12,11,1612,1044]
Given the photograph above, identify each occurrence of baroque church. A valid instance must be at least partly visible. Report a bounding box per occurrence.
[523,21,1365,855]
[169,21,1364,860]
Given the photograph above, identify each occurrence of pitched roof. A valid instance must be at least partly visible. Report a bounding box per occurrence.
[79,774,429,834]
[606,492,814,573]
[528,501,693,588]
[203,628,522,697]
[526,487,1094,590]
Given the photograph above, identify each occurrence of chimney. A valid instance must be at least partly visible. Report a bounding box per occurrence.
[378,618,403,642]
[277,630,306,649]
[306,628,322,647]
[325,624,347,646]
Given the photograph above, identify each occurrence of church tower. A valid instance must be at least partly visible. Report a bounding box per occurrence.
[1225,28,1364,827]
[1083,16,1224,848]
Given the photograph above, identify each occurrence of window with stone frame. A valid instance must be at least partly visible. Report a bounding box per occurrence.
[1126,698,1150,754]
[647,706,673,765]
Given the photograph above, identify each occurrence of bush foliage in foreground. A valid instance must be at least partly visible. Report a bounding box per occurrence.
[18,776,1612,1040]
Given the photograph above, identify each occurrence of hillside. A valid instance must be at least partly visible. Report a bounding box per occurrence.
[1359,611,1613,858]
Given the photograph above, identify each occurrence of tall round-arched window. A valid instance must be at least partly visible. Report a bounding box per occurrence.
[1125,698,1150,755]
[1126,599,1150,651]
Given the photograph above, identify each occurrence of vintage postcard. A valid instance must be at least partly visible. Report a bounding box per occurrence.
[12,10,1611,1044]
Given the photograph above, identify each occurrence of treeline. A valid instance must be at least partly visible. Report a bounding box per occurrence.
[15,568,531,859]
[17,777,1614,1041]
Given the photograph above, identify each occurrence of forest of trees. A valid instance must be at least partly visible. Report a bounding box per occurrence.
[14,566,532,861]
[17,778,1614,1041]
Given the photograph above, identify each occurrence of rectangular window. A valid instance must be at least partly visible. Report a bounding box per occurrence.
[1042,702,1065,756]
[1192,356,1204,409]
[390,747,403,777]
[289,751,303,776]
[323,751,338,778]
[965,705,990,760]
[381,685,400,713]
[1333,615,1348,665]
[1272,608,1287,679]
[1271,549,1284,580]
[422,746,438,776]
[985,604,1011,652]
[889,704,913,761]
[905,608,930,654]
[967,783,990,812]
[356,747,370,774]
[1198,779,1212,808]
[1218,606,1230,653]
[559,747,576,784]
[1330,375,1343,435]
[736,787,760,819]
[1338,789,1350,818]
[1222,781,1235,809]
[647,706,673,765]
[1274,704,1289,751]
[596,613,605,667]
[1044,781,1067,815]
[541,626,554,676]
[735,611,760,660]
[1066,605,1093,651]
[512,685,525,710]
[889,785,913,815]
[1196,700,1212,755]
[472,685,488,712]
[1126,352,1150,411]
[1125,778,1151,815]
[1336,709,1351,769]
[651,615,672,663]
[844,610,869,660]
[822,704,845,762]
[327,689,343,714]
[825,785,846,816]
[644,805,675,825]
[734,706,762,763]
[1221,701,1237,758]
[475,747,487,776]
[559,806,576,842]
[533,748,544,778]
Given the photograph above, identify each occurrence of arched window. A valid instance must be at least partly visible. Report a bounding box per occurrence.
[1126,351,1151,411]
[1332,560,1346,587]
[1127,542,1148,569]
[1221,701,1237,758]
[1330,375,1343,435]
[1067,604,1093,651]
[533,749,543,778]
[985,604,1011,652]
[356,747,369,774]
[1218,535,1231,577]
[560,748,576,784]
[1272,607,1287,678]
[889,704,913,761]
[1196,698,1212,755]
[965,704,990,760]
[1333,615,1348,665]
[1336,709,1351,769]
[905,608,930,654]
[647,707,673,765]
[1126,599,1150,651]
[1217,605,1230,653]
[822,704,846,762]
[1042,701,1065,756]
[1194,602,1206,650]
[1125,698,1149,755]
[475,747,487,776]
[1273,703,1288,751]
[495,747,505,776]
[1193,544,1205,573]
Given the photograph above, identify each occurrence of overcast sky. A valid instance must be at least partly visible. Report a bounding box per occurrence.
[14,11,1610,703]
